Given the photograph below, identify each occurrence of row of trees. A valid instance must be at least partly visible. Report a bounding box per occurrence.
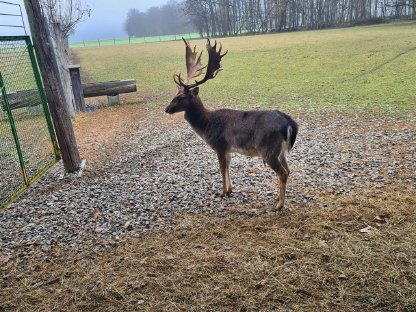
[124,0,414,38]
[124,1,194,37]
[183,0,415,36]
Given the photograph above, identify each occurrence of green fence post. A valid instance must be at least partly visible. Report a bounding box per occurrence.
[0,72,29,185]
[25,37,60,161]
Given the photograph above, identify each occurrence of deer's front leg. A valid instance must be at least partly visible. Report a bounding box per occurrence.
[217,152,232,197]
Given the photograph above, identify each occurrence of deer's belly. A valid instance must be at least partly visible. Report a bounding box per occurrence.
[229,147,260,157]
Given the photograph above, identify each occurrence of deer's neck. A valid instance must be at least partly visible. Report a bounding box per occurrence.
[184,97,210,133]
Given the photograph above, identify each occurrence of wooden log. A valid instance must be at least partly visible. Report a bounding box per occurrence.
[82,80,137,98]
[1,79,137,111]
[68,65,86,112]
[0,89,39,110]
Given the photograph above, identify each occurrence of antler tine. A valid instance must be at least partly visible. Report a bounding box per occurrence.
[178,73,185,85]
[219,42,228,57]
[173,74,179,86]
[173,73,187,88]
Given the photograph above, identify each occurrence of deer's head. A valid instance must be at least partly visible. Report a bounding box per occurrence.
[165,38,227,114]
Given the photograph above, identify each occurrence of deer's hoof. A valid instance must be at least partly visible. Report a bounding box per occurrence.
[218,190,232,197]
[275,201,284,210]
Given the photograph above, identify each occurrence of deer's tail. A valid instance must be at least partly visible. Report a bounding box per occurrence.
[285,119,298,152]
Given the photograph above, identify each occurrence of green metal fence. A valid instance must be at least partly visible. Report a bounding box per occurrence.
[0,36,60,208]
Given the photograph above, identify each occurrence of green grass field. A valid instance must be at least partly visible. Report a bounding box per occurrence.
[73,22,416,118]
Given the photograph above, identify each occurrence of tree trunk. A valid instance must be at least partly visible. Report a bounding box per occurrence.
[51,22,76,118]
[23,0,81,173]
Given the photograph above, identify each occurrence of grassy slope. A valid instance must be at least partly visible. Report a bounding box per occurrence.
[74,22,416,116]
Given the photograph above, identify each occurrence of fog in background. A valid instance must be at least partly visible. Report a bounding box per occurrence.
[0,0,170,41]
[70,0,170,41]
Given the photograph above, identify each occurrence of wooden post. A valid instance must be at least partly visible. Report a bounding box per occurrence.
[51,22,76,118]
[107,95,120,105]
[23,0,81,173]
[68,65,86,112]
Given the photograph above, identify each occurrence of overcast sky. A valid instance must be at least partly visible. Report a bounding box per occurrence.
[0,0,170,41]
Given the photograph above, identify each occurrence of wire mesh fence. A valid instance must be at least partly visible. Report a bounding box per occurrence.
[69,32,202,49]
[0,36,59,208]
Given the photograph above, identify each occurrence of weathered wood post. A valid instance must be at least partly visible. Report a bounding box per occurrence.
[51,22,76,118]
[23,0,81,173]
[68,65,86,112]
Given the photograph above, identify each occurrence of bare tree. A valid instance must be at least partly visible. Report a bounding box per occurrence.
[183,0,412,37]
[42,0,91,37]
[41,0,90,117]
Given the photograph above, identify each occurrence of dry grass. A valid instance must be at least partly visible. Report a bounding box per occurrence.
[1,190,415,311]
[71,102,188,164]
[72,104,146,164]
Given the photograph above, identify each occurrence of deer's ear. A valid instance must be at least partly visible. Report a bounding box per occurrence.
[191,87,199,96]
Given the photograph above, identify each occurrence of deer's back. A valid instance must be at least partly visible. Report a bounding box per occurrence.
[204,108,297,154]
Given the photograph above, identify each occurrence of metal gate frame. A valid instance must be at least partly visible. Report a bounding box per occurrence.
[0,35,60,208]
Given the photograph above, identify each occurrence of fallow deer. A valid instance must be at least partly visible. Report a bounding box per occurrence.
[165,39,298,209]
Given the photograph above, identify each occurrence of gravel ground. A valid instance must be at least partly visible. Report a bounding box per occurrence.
[1,107,415,259]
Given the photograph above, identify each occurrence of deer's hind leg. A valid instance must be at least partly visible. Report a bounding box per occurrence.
[225,153,233,193]
[217,152,232,197]
[276,154,290,209]
[263,150,289,210]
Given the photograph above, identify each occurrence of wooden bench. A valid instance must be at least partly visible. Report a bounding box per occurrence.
[69,65,137,110]
[1,66,137,112]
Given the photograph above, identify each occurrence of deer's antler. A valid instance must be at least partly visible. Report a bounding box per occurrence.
[174,38,228,89]
[184,38,206,83]
[192,39,228,87]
